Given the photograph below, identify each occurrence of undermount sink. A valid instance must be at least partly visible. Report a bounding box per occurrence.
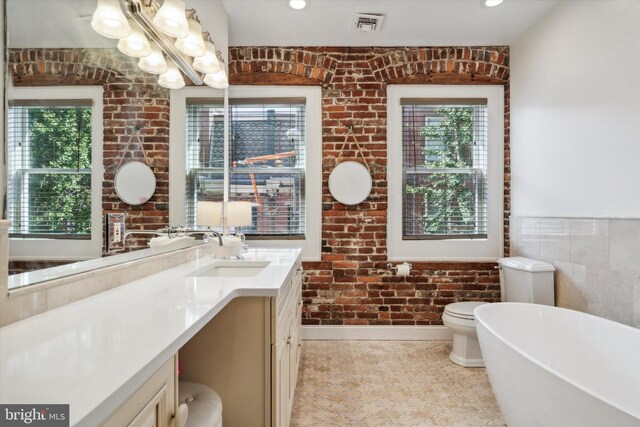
[189,260,271,278]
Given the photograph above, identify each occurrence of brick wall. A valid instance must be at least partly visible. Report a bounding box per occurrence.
[229,46,510,325]
[8,48,170,254]
[7,46,510,325]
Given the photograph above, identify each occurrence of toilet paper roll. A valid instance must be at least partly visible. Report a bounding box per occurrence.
[396,263,411,276]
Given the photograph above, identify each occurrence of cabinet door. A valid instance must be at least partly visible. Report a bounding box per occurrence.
[127,385,167,427]
[277,334,291,427]
[292,269,303,381]
[288,314,298,403]
[102,357,176,427]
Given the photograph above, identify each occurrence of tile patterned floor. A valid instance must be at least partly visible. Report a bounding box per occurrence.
[290,341,504,427]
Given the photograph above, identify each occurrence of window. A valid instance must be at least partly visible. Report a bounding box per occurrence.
[184,100,306,237]
[229,101,306,237]
[170,86,322,260]
[8,101,92,238]
[402,100,488,239]
[388,85,503,261]
[7,87,103,260]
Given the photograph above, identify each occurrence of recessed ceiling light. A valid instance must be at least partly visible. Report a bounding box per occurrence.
[289,0,309,10]
[482,0,505,8]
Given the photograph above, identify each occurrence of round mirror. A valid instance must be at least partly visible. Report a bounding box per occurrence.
[115,161,156,205]
[328,161,372,205]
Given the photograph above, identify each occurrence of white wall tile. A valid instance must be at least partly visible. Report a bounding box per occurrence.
[586,268,634,325]
[511,216,640,328]
[513,217,540,257]
[46,270,122,311]
[553,260,587,312]
[539,218,571,262]
[569,219,609,269]
[609,219,640,275]
[509,222,518,256]
[633,278,640,329]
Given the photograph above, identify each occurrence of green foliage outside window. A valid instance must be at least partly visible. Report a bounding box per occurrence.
[406,107,479,235]
[25,107,92,235]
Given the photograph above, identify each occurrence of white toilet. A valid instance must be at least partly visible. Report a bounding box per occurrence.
[442,256,555,368]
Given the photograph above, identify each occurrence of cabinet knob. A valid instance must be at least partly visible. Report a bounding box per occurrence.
[286,336,292,345]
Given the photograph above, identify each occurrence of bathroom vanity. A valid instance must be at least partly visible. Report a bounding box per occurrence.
[0,247,303,427]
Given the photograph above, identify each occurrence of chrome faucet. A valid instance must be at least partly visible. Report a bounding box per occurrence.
[208,230,224,246]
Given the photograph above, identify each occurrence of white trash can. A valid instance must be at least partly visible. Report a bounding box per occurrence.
[177,381,223,427]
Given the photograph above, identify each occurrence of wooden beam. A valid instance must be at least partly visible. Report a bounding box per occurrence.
[12,75,104,87]
[230,73,322,86]
[389,73,507,85]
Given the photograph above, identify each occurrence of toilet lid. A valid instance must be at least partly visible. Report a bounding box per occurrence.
[444,301,488,319]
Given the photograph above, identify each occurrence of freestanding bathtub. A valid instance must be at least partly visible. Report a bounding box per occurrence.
[475,303,640,427]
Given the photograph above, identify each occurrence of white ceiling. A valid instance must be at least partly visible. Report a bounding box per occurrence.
[222,0,560,46]
[8,0,559,48]
[7,0,225,49]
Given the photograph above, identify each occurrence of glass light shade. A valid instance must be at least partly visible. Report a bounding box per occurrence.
[91,0,131,39]
[197,201,223,227]
[158,61,186,89]
[289,0,309,10]
[138,44,168,74]
[482,0,504,6]
[193,41,221,74]
[117,21,152,58]
[204,68,229,89]
[175,19,206,57]
[226,201,253,227]
[153,0,189,38]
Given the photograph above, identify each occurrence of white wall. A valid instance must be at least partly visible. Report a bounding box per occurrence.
[195,0,229,65]
[511,0,640,217]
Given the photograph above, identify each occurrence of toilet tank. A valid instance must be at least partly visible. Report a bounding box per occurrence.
[498,257,555,305]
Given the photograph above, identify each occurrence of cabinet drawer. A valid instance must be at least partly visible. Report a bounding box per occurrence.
[276,262,301,318]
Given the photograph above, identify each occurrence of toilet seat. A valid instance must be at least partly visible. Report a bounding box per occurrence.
[444,301,487,320]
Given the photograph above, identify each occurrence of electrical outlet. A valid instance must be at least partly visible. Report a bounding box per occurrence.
[106,212,126,253]
[113,222,122,243]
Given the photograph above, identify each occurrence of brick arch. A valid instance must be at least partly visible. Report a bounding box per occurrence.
[368,47,509,84]
[8,48,142,86]
[228,47,339,86]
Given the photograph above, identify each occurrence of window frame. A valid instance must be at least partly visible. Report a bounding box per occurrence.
[8,86,104,261]
[170,86,322,261]
[387,85,504,261]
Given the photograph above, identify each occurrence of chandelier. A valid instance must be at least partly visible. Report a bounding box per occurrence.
[91,0,229,90]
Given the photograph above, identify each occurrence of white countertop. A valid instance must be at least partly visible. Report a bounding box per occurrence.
[0,247,302,426]
[8,241,205,290]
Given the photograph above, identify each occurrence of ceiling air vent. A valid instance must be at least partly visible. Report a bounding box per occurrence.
[355,13,385,32]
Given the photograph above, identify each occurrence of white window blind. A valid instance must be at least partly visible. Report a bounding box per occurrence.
[184,100,225,226]
[402,99,488,239]
[7,100,93,239]
[185,98,306,237]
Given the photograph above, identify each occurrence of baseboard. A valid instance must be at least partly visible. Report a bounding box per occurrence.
[301,325,453,341]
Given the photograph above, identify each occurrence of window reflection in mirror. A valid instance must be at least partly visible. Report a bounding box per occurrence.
[5,0,174,285]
